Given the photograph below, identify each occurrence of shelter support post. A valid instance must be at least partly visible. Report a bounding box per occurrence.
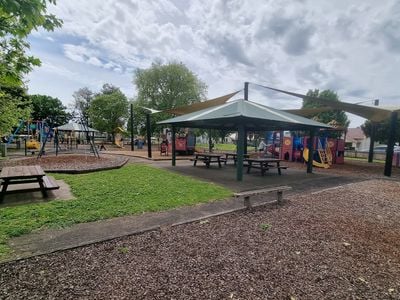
[208,129,212,152]
[307,129,315,173]
[236,125,245,181]
[384,112,398,177]
[130,103,134,151]
[146,113,152,158]
[172,126,176,166]
[244,129,247,155]
[368,122,376,163]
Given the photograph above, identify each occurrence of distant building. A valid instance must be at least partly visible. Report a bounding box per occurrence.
[346,127,370,151]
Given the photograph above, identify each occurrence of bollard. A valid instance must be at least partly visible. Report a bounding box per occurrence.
[0,143,7,157]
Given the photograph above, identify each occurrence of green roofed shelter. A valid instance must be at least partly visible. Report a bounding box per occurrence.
[159,98,331,181]
[56,122,98,132]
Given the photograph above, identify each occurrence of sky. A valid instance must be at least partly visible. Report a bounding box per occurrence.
[26,0,400,127]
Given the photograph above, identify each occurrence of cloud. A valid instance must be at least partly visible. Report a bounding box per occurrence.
[24,0,400,127]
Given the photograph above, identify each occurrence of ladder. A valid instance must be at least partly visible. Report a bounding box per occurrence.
[317,139,329,166]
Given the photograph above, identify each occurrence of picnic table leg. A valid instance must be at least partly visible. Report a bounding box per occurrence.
[247,161,251,173]
[277,162,282,175]
[0,179,9,203]
[38,177,48,198]
[193,155,198,166]
[218,158,222,168]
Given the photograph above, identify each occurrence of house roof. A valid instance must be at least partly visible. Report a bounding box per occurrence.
[346,127,366,141]
[158,99,331,131]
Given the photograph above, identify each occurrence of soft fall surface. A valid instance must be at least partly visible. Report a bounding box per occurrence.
[1,179,399,299]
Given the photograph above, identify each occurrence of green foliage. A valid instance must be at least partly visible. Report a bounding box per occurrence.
[303,89,350,138]
[260,223,272,231]
[132,61,207,135]
[0,164,232,259]
[30,94,71,126]
[0,0,62,135]
[361,119,400,144]
[0,0,62,85]
[0,83,31,136]
[72,87,94,125]
[89,84,129,134]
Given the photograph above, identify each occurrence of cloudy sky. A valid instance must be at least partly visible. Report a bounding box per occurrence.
[27,0,400,127]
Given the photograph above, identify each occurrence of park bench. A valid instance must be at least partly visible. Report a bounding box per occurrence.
[234,185,292,209]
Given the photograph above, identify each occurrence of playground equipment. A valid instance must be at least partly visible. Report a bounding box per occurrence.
[114,127,126,148]
[167,131,196,155]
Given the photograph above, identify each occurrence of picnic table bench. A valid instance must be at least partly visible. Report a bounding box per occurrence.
[234,185,292,208]
[245,158,288,176]
[191,153,225,168]
[0,165,59,203]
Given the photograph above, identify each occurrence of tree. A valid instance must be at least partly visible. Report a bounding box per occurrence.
[0,0,62,136]
[133,61,207,135]
[72,87,94,125]
[361,119,400,145]
[302,89,350,138]
[88,84,129,135]
[30,94,71,126]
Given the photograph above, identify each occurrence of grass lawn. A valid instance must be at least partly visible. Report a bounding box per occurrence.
[0,164,232,259]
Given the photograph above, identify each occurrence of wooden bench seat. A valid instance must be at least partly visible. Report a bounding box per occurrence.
[234,185,292,208]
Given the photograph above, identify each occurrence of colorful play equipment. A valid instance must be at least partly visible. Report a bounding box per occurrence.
[114,127,126,148]
[167,130,196,155]
[275,132,345,168]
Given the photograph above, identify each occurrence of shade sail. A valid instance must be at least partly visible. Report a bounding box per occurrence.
[163,91,241,115]
[158,99,331,131]
[259,84,396,122]
[56,122,98,132]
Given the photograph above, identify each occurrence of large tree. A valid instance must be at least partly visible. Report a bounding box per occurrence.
[88,84,129,135]
[361,119,400,145]
[132,61,207,135]
[302,89,350,137]
[0,0,62,136]
[30,94,71,126]
[71,87,94,125]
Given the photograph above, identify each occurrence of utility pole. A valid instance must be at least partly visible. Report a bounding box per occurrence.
[130,103,134,151]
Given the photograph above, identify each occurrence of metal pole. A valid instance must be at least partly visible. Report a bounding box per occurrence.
[208,129,212,152]
[384,112,397,177]
[244,82,249,100]
[130,103,134,151]
[307,130,314,173]
[172,126,176,166]
[236,125,245,181]
[146,113,152,158]
[368,122,375,163]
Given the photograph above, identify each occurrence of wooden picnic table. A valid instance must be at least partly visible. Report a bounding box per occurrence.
[223,152,250,165]
[244,158,287,176]
[192,153,225,168]
[0,165,58,203]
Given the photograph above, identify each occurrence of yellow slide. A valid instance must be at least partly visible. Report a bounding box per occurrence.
[303,148,330,169]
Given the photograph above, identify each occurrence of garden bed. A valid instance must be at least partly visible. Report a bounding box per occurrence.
[0,154,128,173]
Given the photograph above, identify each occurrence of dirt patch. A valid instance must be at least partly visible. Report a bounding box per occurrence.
[0,179,399,299]
[0,154,128,173]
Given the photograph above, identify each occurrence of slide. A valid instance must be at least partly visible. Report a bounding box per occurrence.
[303,148,330,169]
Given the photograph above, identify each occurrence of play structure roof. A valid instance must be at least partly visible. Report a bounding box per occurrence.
[159,98,331,130]
[56,122,98,132]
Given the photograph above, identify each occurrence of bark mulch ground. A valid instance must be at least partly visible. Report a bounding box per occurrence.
[1,179,399,299]
[0,154,128,173]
